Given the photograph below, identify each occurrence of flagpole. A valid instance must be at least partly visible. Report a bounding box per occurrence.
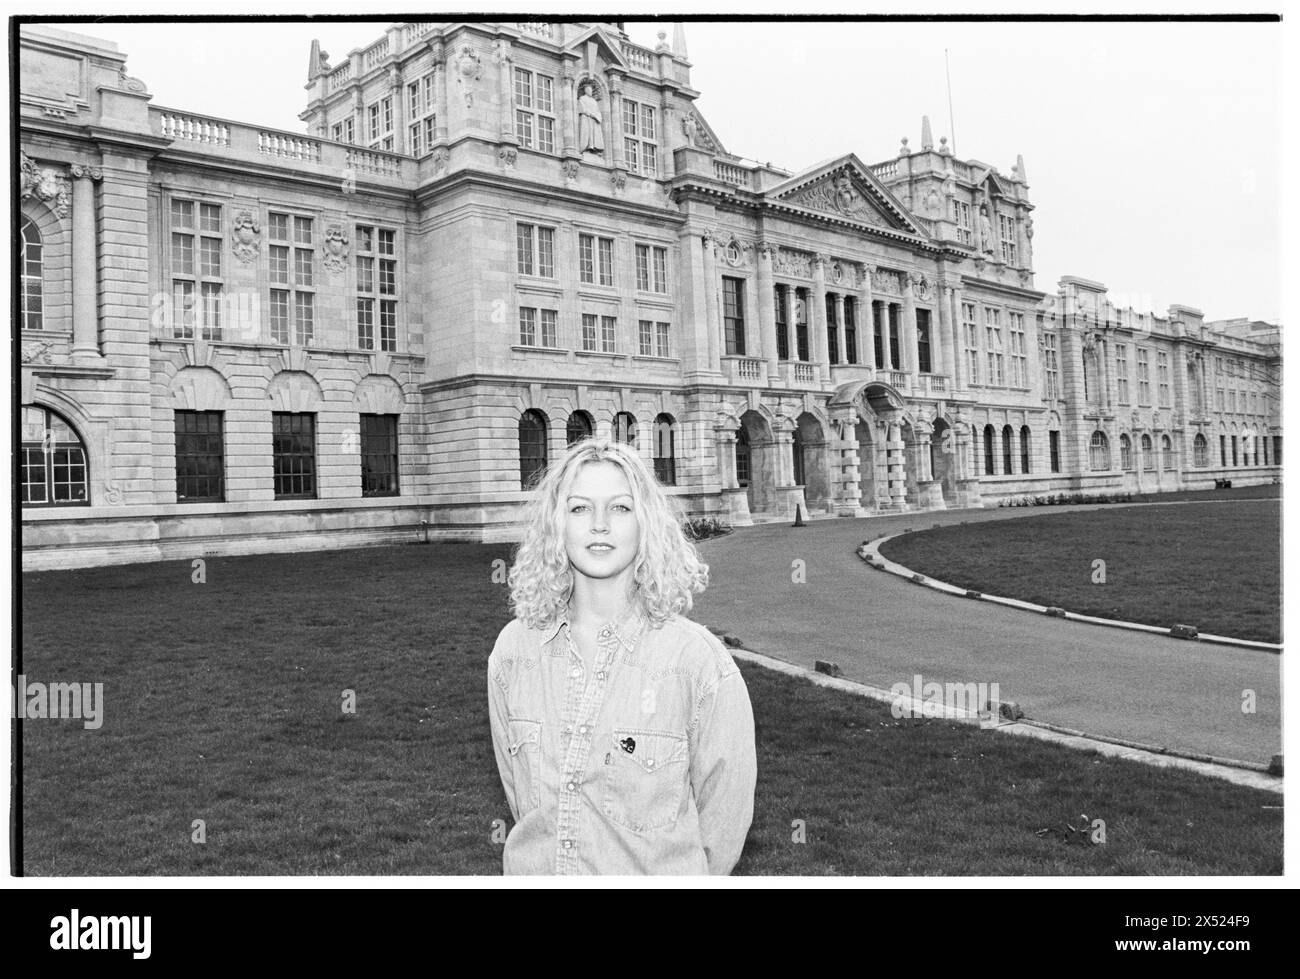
[945,48,957,156]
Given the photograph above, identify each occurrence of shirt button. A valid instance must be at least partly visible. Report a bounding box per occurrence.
[598,627,612,639]
[570,667,582,679]
[646,759,655,769]
[579,725,589,735]
[567,781,577,792]
[561,840,573,849]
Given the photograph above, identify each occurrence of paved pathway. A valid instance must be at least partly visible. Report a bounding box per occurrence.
[693,503,1281,766]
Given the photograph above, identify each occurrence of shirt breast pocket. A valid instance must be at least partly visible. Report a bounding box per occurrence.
[603,728,689,833]
[506,717,542,816]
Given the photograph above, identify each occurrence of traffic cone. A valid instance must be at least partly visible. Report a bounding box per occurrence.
[793,502,806,527]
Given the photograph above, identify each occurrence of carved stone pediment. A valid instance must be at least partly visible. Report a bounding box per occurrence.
[783,171,890,227]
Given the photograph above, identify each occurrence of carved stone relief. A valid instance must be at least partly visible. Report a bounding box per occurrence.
[322,224,349,274]
[771,247,812,278]
[785,169,886,226]
[452,44,482,107]
[20,152,69,219]
[231,210,261,264]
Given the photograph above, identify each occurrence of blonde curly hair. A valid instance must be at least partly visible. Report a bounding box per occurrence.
[508,437,709,629]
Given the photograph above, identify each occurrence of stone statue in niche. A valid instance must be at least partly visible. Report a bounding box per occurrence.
[231,210,261,264]
[979,205,996,256]
[577,81,604,154]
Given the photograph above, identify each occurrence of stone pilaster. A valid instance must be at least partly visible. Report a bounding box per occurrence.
[812,253,829,375]
[757,243,778,375]
[70,164,104,361]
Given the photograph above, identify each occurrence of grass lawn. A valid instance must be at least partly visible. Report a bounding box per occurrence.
[880,501,1281,643]
[21,543,1281,875]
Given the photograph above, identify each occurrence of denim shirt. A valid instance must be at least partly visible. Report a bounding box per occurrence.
[487,607,756,875]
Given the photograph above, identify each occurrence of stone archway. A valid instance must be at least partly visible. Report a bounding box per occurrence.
[738,409,775,514]
[795,411,831,513]
[930,417,958,503]
[854,417,879,511]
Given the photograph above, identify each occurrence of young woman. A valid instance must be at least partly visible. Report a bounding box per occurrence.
[488,437,756,875]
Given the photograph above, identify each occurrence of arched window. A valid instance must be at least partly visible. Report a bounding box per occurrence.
[21,406,89,506]
[1019,425,1031,474]
[653,413,676,485]
[1089,430,1109,471]
[1162,434,1175,470]
[1119,434,1133,471]
[1141,433,1155,472]
[613,412,638,447]
[519,409,548,488]
[735,427,751,486]
[1193,433,1209,468]
[21,217,44,331]
[566,410,593,446]
[1001,424,1013,475]
[983,425,995,476]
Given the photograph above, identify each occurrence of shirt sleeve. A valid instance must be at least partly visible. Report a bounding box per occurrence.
[487,626,520,825]
[689,667,757,875]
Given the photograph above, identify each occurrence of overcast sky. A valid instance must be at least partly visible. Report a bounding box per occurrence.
[46,9,1282,323]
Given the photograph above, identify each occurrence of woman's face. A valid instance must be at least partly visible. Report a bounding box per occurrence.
[563,460,641,588]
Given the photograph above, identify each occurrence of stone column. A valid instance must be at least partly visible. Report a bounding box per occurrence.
[858,265,875,371]
[659,91,676,179]
[496,38,514,144]
[949,285,966,389]
[701,229,720,371]
[835,415,863,515]
[430,39,448,141]
[885,420,907,509]
[833,293,847,368]
[901,279,918,374]
[938,284,957,386]
[812,254,830,376]
[757,243,779,375]
[609,71,626,170]
[70,164,103,360]
[560,62,576,154]
[390,65,406,153]
[784,284,798,368]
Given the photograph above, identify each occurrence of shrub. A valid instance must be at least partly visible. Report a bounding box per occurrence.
[683,516,733,541]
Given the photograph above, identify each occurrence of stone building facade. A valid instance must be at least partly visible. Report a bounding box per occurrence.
[18,21,1282,570]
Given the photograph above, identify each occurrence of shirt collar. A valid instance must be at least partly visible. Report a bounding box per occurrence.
[541,602,647,655]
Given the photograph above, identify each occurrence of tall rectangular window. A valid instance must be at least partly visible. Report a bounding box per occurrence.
[826,294,840,365]
[174,410,225,503]
[360,413,399,497]
[775,286,789,361]
[514,67,556,154]
[331,118,355,144]
[171,199,223,340]
[579,233,614,286]
[269,211,314,345]
[622,99,658,176]
[272,412,316,499]
[962,302,980,385]
[983,307,1004,385]
[355,224,397,351]
[1115,344,1130,404]
[1049,430,1061,473]
[844,297,858,365]
[519,307,537,346]
[796,289,809,361]
[1137,347,1151,404]
[888,305,901,370]
[406,72,436,156]
[635,243,668,293]
[722,277,746,356]
[999,214,1018,265]
[953,200,972,245]
[367,96,393,150]
[915,308,932,374]
[1042,331,1059,400]
[517,223,556,278]
[638,319,669,358]
[581,313,598,352]
[1008,312,1026,386]
[600,315,617,353]
[1157,350,1171,406]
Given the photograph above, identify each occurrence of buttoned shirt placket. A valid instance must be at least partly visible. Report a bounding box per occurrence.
[552,619,637,874]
